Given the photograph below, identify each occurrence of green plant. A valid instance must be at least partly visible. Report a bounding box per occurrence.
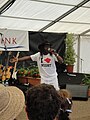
[17,66,40,78]
[82,74,90,88]
[64,33,76,65]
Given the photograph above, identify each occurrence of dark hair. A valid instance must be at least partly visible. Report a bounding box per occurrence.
[57,109,70,120]
[57,98,72,120]
[26,84,62,120]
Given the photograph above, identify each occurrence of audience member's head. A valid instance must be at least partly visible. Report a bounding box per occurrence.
[58,89,72,111]
[0,84,25,120]
[26,83,62,120]
[57,89,72,120]
[58,89,72,99]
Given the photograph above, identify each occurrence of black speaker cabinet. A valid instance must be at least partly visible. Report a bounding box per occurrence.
[66,84,89,100]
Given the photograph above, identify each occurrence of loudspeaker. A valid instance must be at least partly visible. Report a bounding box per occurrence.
[66,84,89,100]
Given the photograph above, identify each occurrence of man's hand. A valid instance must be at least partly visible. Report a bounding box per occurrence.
[48,48,56,53]
[10,56,18,63]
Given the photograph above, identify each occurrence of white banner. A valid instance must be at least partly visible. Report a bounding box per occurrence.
[0,29,29,51]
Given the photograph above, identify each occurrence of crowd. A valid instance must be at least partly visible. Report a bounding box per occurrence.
[0,83,72,120]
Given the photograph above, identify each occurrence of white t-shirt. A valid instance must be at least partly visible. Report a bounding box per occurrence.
[30,52,60,90]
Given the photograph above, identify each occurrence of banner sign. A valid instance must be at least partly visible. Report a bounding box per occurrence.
[0,29,29,51]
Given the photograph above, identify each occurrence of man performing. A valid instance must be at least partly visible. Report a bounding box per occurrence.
[10,41,63,90]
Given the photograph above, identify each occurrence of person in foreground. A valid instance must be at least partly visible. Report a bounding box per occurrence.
[0,84,25,120]
[10,41,63,90]
[25,83,62,120]
[57,89,73,120]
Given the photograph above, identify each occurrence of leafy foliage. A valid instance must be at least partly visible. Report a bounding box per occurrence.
[82,74,90,88]
[64,33,76,65]
[17,66,40,78]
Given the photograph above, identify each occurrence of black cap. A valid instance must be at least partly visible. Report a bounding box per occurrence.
[38,41,51,50]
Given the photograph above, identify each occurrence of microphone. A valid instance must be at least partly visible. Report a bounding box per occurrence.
[48,48,56,53]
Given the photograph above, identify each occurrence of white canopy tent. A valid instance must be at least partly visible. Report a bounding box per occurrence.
[0,0,90,73]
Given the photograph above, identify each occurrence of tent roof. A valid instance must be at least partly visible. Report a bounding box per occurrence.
[0,0,90,35]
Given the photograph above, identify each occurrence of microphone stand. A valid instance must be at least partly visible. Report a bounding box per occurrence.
[80,58,84,73]
[76,55,84,73]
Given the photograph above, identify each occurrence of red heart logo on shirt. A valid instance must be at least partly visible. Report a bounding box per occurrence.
[44,58,51,63]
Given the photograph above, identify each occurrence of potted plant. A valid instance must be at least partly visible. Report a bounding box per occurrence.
[82,74,90,88]
[82,74,90,97]
[17,66,40,85]
[17,66,40,78]
[64,33,76,73]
